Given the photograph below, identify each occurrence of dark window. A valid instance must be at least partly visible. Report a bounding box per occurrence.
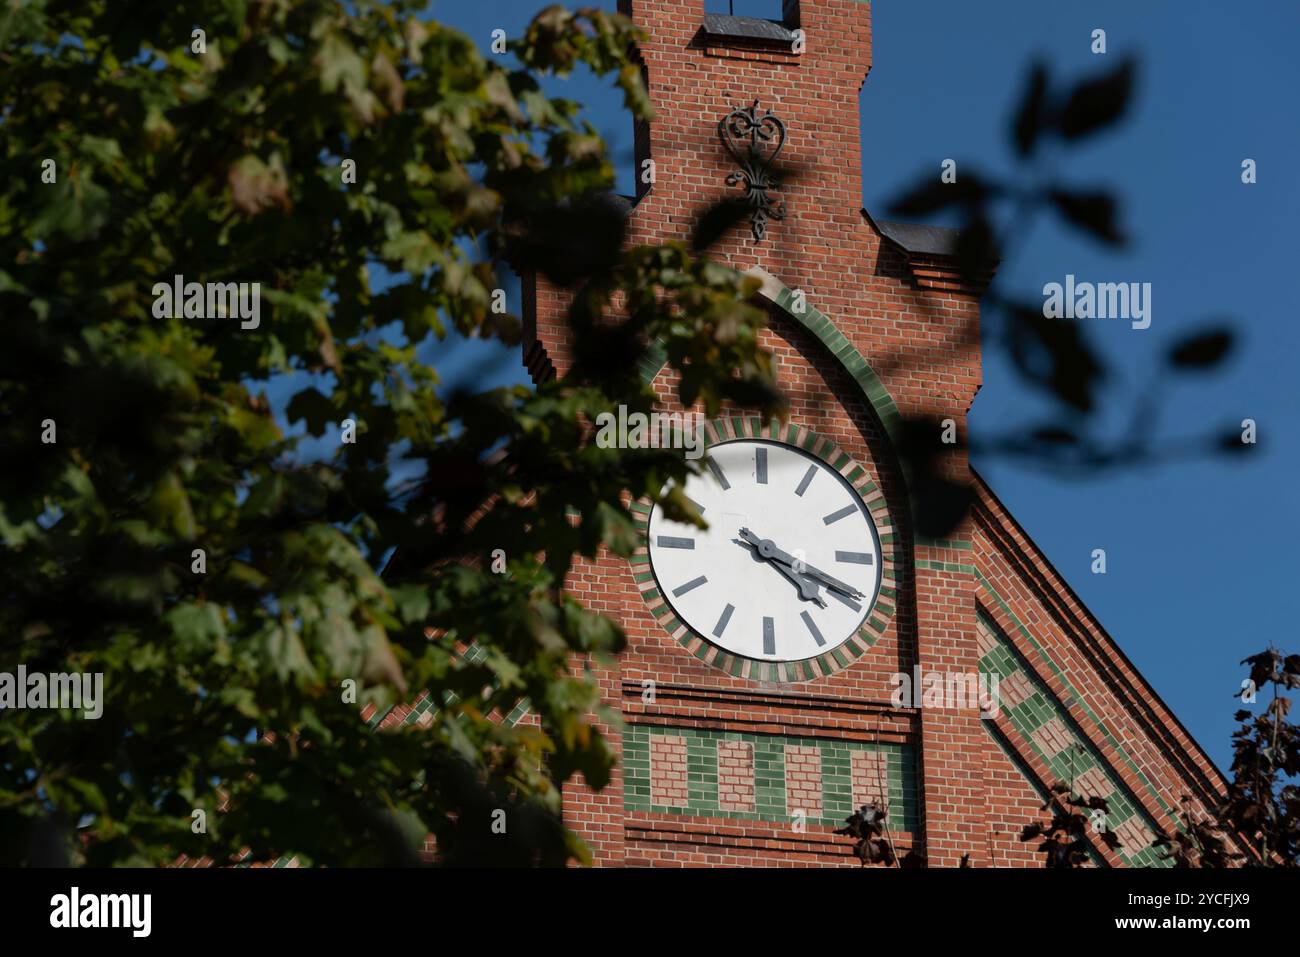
[703,0,787,21]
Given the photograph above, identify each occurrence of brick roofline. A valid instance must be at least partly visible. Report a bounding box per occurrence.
[971,467,1230,799]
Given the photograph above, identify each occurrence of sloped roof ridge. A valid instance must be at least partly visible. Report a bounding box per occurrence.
[970,466,1229,798]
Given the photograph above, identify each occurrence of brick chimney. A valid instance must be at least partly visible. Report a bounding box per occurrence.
[617,0,873,256]
[525,0,983,431]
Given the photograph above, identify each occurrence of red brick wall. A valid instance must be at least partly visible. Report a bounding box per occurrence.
[718,741,756,812]
[982,731,1048,868]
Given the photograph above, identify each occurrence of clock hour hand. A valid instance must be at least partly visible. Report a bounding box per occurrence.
[734,536,827,606]
[738,527,866,600]
[768,557,828,607]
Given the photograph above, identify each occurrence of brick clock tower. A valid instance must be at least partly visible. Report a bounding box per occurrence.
[517,0,1229,866]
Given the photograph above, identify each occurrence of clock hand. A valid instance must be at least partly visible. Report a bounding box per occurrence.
[738,527,866,600]
[785,557,864,600]
[769,558,828,607]
[733,536,827,606]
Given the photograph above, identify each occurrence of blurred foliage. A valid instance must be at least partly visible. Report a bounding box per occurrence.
[886,56,1250,536]
[1152,794,1241,869]
[0,0,779,866]
[1216,650,1300,866]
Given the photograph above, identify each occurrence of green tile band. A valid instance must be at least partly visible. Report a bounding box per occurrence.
[625,725,918,833]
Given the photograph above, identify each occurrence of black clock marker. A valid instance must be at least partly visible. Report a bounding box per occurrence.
[823,504,857,525]
[713,603,735,638]
[835,551,873,565]
[672,575,708,597]
[829,589,861,613]
[795,464,817,497]
[705,456,730,490]
[800,610,826,647]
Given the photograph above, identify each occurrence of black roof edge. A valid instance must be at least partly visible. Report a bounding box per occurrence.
[701,13,796,44]
[549,191,641,216]
[862,207,966,258]
[863,208,1003,267]
[608,192,638,215]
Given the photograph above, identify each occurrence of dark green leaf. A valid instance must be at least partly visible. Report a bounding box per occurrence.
[1049,189,1125,246]
[286,387,337,437]
[1167,329,1234,369]
[1012,61,1049,156]
[1058,58,1135,140]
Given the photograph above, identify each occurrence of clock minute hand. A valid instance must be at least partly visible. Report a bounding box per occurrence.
[783,556,864,601]
[738,528,865,600]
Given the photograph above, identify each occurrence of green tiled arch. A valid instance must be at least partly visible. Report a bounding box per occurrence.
[633,269,906,682]
[638,267,905,446]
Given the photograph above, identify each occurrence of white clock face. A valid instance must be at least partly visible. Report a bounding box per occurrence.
[647,438,882,664]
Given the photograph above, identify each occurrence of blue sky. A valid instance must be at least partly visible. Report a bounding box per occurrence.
[410,0,1300,773]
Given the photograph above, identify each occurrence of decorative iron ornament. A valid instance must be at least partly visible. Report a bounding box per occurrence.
[718,100,787,241]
